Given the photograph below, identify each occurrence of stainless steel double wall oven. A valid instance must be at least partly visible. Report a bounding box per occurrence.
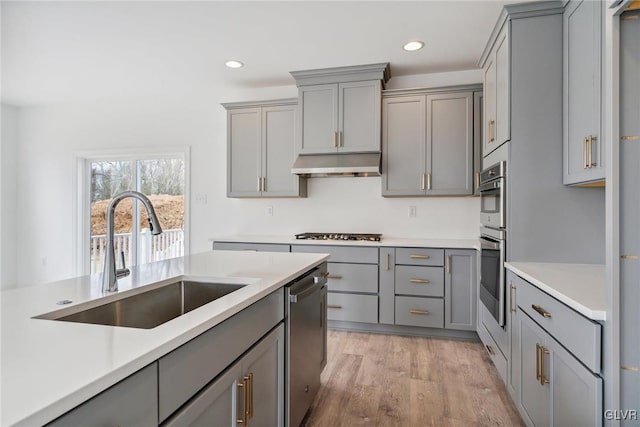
[479,161,507,327]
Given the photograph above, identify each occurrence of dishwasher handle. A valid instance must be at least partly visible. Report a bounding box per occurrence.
[289,276,324,303]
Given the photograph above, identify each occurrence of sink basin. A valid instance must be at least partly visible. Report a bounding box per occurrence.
[43,280,246,329]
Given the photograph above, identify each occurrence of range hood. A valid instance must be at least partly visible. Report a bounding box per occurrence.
[291,153,381,177]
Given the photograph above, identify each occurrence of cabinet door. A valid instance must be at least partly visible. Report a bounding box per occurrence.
[48,363,158,427]
[426,92,473,195]
[507,279,521,403]
[444,249,476,330]
[228,108,262,197]
[518,313,550,427]
[163,363,242,427]
[381,95,426,196]
[262,105,300,197]
[495,26,510,147]
[483,55,497,156]
[473,91,483,195]
[563,0,603,184]
[299,84,338,154]
[379,247,395,325]
[241,324,284,427]
[338,80,381,152]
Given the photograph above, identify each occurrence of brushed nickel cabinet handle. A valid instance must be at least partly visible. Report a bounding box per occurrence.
[583,137,589,169]
[510,283,516,313]
[532,304,551,318]
[410,254,430,259]
[486,344,495,356]
[339,131,343,147]
[427,173,432,190]
[589,135,598,167]
[421,173,426,190]
[247,373,254,418]
[327,305,342,309]
[540,346,550,385]
[333,131,338,148]
[475,172,480,190]
[622,366,640,371]
[237,377,248,424]
[409,309,430,315]
[327,275,342,280]
[321,271,330,278]
[536,343,542,381]
[488,119,495,143]
[386,253,390,271]
[446,255,451,274]
[409,279,430,284]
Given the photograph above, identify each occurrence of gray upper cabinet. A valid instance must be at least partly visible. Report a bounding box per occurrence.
[563,0,604,185]
[291,63,390,155]
[299,81,381,154]
[382,88,475,197]
[482,24,510,157]
[224,99,306,198]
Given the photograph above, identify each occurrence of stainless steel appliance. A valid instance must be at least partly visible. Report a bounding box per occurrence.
[295,232,382,242]
[479,160,507,327]
[479,161,506,230]
[479,227,506,326]
[286,264,328,427]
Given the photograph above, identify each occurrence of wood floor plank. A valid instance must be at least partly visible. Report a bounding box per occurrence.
[305,330,523,427]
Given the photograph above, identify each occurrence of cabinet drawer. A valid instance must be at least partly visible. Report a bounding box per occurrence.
[326,263,378,293]
[395,265,444,297]
[514,274,601,373]
[395,248,444,266]
[292,245,378,264]
[394,296,444,328]
[477,322,507,384]
[481,303,508,357]
[158,289,284,422]
[327,293,378,324]
[213,242,290,252]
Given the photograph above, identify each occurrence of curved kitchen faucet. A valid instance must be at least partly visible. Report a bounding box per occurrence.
[102,191,163,293]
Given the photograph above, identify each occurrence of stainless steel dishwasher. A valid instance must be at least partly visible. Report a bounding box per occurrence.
[286,263,328,427]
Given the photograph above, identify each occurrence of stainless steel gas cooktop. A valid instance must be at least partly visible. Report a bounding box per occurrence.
[294,233,382,242]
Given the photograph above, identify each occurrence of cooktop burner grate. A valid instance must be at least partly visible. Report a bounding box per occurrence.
[295,233,382,242]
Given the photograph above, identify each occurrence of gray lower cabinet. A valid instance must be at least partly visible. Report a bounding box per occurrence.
[47,363,158,427]
[511,272,603,427]
[164,324,284,427]
[223,100,305,198]
[517,311,602,427]
[563,0,604,185]
[620,9,640,425]
[382,88,476,196]
[444,249,477,331]
[292,245,379,324]
[212,242,291,252]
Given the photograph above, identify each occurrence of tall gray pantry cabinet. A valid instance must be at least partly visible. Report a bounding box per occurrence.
[619,8,640,425]
[223,99,306,198]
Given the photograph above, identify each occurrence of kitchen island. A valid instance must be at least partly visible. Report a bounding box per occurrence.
[0,250,328,426]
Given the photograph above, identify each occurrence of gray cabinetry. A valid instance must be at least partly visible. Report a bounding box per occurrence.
[379,247,395,325]
[224,100,305,198]
[620,10,640,424]
[511,272,603,427]
[298,81,381,154]
[164,325,284,427]
[47,363,158,427]
[563,0,604,185]
[382,88,476,197]
[444,249,477,331]
[292,245,379,324]
[481,24,510,157]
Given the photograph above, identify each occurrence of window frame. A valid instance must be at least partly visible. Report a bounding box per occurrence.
[74,147,191,277]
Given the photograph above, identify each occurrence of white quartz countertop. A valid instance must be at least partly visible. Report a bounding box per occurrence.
[505,262,606,321]
[0,250,328,427]
[211,235,480,250]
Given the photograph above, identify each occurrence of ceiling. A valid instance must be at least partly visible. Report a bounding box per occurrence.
[1,1,530,106]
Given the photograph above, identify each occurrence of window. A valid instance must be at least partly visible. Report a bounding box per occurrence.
[77,150,189,276]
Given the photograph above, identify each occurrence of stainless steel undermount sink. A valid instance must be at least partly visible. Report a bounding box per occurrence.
[37,280,246,329]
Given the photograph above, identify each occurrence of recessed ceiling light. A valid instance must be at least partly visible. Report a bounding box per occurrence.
[225,60,244,69]
[403,41,425,52]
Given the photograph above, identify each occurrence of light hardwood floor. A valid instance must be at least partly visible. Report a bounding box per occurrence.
[304,330,524,427]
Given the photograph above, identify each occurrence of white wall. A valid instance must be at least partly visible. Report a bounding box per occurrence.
[1,104,19,289]
[13,72,481,286]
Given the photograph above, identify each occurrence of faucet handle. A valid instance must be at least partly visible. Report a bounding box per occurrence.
[116,251,130,279]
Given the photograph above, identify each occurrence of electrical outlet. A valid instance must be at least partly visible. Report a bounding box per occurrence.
[408,206,417,218]
[195,193,208,204]
[266,206,273,216]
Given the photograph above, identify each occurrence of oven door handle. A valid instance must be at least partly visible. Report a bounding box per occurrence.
[478,180,501,193]
[480,238,500,250]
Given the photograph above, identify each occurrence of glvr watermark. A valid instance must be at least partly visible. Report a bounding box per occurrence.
[604,409,638,421]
